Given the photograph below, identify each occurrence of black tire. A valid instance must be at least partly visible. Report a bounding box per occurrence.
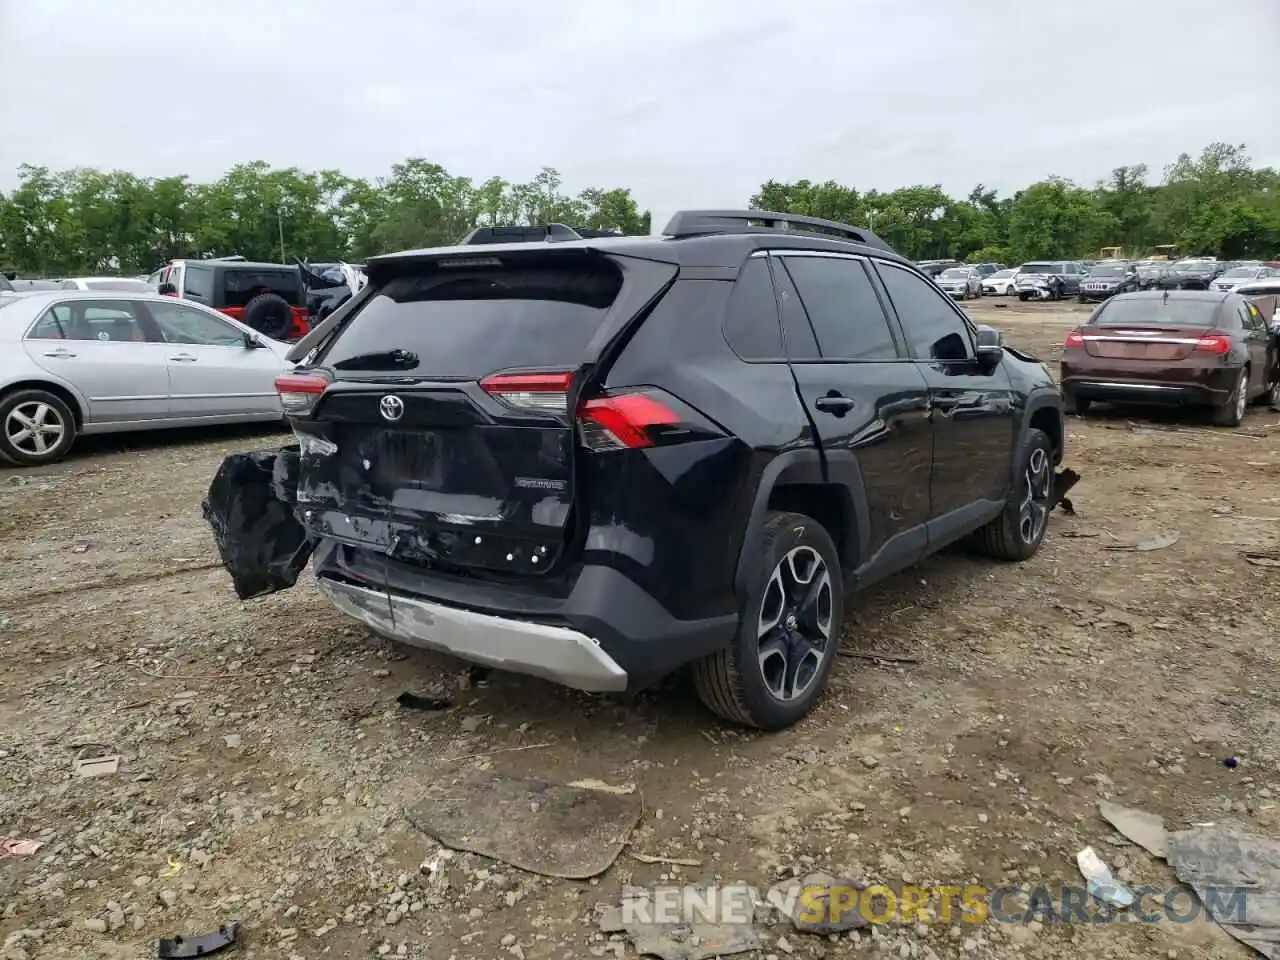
[241,293,293,339]
[968,428,1054,562]
[0,388,77,466]
[693,511,844,731]
[1018,293,1030,302]
[1212,368,1248,427]
[1270,378,1280,412]
[1077,295,1087,303]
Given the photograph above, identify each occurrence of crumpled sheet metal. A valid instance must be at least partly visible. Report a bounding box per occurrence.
[202,447,313,601]
[1166,826,1280,960]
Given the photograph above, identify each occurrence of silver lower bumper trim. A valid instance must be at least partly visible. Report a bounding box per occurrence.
[316,577,628,692]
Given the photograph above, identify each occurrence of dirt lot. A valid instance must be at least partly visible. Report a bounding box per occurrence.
[2,298,1279,960]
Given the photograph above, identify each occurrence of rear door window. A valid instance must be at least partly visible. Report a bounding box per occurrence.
[779,255,900,360]
[321,260,624,379]
[29,300,153,342]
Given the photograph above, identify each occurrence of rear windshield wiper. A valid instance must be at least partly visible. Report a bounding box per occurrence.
[331,349,419,370]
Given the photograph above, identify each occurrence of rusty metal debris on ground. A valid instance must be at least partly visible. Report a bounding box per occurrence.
[1098,801,1280,958]
[774,871,870,935]
[406,772,643,879]
[597,892,759,960]
[157,922,239,958]
[1241,551,1280,569]
[1104,531,1180,552]
[1098,800,1167,858]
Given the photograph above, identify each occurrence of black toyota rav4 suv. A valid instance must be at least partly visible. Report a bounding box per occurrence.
[203,210,1070,730]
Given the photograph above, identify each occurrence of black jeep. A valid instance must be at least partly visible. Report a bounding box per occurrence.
[203,210,1072,730]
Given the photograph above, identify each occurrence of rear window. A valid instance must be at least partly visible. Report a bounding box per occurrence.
[1095,296,1220,327]
[220,268,301,307]
[322,261,623,378]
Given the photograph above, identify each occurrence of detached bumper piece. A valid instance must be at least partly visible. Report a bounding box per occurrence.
[202,447,313,601]
[317,576,629,692]
[158,923,239,958]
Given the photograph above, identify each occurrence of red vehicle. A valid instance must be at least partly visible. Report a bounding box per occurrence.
[150,259,310,340]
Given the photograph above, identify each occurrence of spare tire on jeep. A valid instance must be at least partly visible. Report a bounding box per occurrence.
[241,293,293,339]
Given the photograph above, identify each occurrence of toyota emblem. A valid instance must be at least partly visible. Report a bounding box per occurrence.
[379,395,405,422]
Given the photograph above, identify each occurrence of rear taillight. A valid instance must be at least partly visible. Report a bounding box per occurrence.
[275,373,329,414]
[579,394,681,450]
[1064,329,1084,348]
[1194,333,1232,355]
[480,371,573,414]
[578,388,724,452]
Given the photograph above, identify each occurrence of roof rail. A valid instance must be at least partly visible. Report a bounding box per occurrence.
[458,223,584,245]
[662,209,892,252]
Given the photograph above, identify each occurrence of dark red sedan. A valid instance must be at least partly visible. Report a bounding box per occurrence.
[1060,290,1279,426]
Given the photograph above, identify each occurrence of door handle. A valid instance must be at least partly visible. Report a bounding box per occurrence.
[170,354,198,362]
[43,349,76,358]
[814,394,855,416]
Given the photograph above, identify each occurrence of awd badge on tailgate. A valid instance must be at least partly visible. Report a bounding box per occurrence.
[379,395,405,422]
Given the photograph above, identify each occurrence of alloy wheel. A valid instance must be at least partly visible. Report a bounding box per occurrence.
[1236,373,1248,421]
[757,546,833,702]
[1018,447,1052,545]
[1270,380,1280,410]
[5,401,66,458]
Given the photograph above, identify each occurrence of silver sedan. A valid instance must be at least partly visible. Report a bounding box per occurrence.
[0,290,293,466]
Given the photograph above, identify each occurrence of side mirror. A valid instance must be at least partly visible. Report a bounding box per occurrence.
[243,332,265,349]
[157,282,178,296]
[975,324,1003,367]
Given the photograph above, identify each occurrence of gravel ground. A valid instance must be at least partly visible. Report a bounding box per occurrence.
[2,298,1278,960]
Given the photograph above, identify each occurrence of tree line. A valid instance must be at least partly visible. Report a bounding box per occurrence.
[1,142,1276,277]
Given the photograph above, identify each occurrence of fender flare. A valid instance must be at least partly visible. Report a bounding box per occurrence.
[1016,389,1065,473]
[733,449,870,598]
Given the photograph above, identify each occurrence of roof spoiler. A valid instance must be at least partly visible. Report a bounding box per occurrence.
[661,209,893,252]
[455,224,625,245]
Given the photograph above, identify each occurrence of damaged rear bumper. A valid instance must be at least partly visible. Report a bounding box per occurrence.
[202,446,313,600]
[316,576,628,692]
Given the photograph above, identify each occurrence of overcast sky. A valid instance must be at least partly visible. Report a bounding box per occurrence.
[2,0,1277,228]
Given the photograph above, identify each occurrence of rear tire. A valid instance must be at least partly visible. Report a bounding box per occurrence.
[1212,369,1248,427]
[693,511,844,731]
[968,428,1054,562]
[1270,379,1280,412]
[0,389,77,466]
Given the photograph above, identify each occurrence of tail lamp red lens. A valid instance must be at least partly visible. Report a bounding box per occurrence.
[479,370,688,450]
[1193,333,1232,354]
[1064,329,1084,348]
[275,373,330,414]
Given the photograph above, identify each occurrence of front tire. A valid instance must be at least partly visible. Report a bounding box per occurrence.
[693,511,844,730]
[0,389,77,466]
[1212,369,1248,427]
[1270,378,1280,412]
[969,428,1054,561]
